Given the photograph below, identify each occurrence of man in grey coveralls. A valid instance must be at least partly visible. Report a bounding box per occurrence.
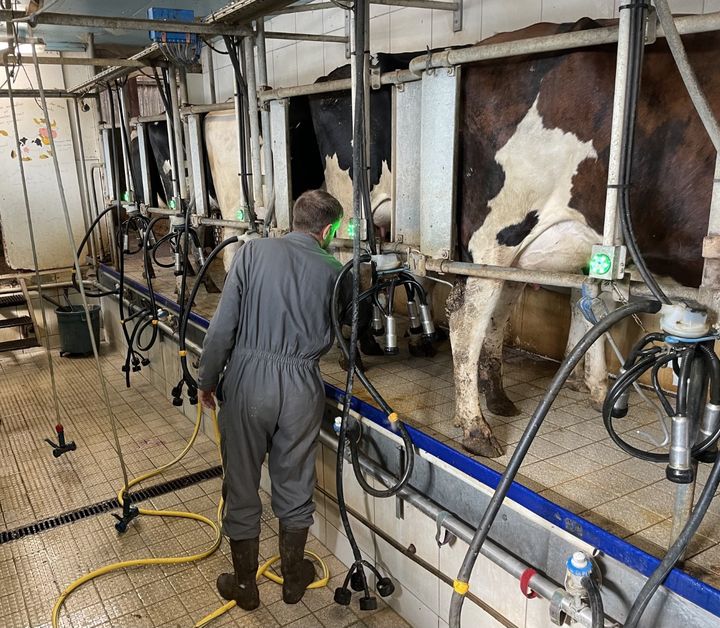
[197,190,344,609]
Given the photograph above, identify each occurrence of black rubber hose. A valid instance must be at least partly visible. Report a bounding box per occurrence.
[447,298,661,628]
[178,235,239,390]
[581,576,604,628]
[651,356,676,417]
[625,450,720,627]
[676,345,696,416]
[617,1,671,305]
[699,343,720,404]
[624,332,665,368]
[71,206,117,297]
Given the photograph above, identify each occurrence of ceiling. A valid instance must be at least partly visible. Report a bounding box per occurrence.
[10,0,232,49]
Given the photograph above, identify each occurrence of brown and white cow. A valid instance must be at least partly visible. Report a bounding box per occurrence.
[446,18,714,456]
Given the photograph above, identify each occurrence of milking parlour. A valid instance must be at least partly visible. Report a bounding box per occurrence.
[1,1,720,627]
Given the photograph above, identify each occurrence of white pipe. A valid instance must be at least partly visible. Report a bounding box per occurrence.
[256,21,274,221]
[243,35,265,208]
[169,67,187,201]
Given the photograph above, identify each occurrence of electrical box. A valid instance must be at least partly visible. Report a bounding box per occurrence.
[148,7,196,44]
[588,244,627,280]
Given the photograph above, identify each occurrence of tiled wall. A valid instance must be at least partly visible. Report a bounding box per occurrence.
[209,0,720,99]
[101,295,600,628]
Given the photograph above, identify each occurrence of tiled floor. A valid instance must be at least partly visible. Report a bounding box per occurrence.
[0,349,410,628]
[119,256,720,590]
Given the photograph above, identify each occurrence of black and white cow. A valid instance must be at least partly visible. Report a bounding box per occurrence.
[303,19,719,458]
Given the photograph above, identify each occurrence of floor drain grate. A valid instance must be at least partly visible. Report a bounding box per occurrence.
[0,465,223,545]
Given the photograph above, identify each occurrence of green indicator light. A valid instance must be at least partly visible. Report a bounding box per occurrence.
[168,198,176,209]
[589,252,612,275]
[235,208,245,221]
[122,191,129,202]
[347,220,356,238]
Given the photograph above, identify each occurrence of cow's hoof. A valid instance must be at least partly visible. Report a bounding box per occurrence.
[589,389,606,413]
[359,335,384,356]
[486,395,521,417]
[565,375,589,393]
[461,431,504,459]
[203,277,222,294]
[409,338,437,358]
[339,353,366,372]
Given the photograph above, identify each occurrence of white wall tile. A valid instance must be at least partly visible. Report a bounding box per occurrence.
[324,39,350,77]
[667,0,705,12]
[296,10,325,34]
[481,0,542,40]
[390,8,433,53]
[370,10,391,53]
[273,44,300,87]
[541,0,614,22]
[214,64,235,104]
[323,6,347,33]
[297,42,326,85]
[704,0,720,11]
[431,1,483,49]
[383,577,439,628]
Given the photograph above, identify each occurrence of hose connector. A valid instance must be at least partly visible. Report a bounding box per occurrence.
[419,303,436,339]
[407,300,422,334]
[564,551,592,599]
[611,368,630,418]
[667,414,694,483]
[371,304,384,336]
[384,315,399,355]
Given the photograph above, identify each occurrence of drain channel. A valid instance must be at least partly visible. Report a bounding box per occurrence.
[0,465,223,545]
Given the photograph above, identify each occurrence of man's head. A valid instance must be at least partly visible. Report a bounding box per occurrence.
[292,189,343,249]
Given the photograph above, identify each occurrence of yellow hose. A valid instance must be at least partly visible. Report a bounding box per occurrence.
[195,550,331,628]
[52,403,330,628]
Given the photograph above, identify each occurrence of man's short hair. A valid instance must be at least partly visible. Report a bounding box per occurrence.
[292,189,343,234]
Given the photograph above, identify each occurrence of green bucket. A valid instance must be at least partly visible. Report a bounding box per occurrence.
[56,305,102,356]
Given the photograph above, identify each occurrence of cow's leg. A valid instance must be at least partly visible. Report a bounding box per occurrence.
[448,277,504,458]
[478,281,525,417]
[565,289,588,393]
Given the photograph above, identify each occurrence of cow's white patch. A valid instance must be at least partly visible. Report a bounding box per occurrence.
[468,97,599,265]
[162,159,172,176]
[516,219,598,271]
[323,154,392,236]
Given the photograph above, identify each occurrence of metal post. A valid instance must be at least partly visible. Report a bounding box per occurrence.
[243,34,264,209]
[169,67,187,201]
[187,114,208,216]
[117,82,135,202]
[135,122,153,206]
[162,69,182,206]
[201,43,216,104]
[269,99,292,230]
[256,20,274,221]
[602,5,632,247]
[72,98,97,264]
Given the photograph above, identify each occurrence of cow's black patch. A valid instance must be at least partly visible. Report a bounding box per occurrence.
[495,211,539,247]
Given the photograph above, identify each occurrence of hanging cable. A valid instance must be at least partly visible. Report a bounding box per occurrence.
[29,42,132,496]
[3,57,71,456]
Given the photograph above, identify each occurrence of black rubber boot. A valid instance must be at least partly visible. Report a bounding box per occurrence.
[279,526,316,604]
[216,537,260,610]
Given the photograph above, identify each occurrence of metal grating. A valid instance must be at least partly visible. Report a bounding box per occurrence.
[0,465,223,545]
[0,293,26,308]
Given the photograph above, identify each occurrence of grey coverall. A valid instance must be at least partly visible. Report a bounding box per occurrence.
[197,232,342,541]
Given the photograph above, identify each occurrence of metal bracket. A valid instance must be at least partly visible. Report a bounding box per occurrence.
[453,0,463,33]
[645,6,658,45]
[370,63,382,91]
[549,590,567,626]
[435,511,456,547]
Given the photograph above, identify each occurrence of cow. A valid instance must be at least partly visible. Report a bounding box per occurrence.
[302,18,717,458]
[444,18,715,457]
